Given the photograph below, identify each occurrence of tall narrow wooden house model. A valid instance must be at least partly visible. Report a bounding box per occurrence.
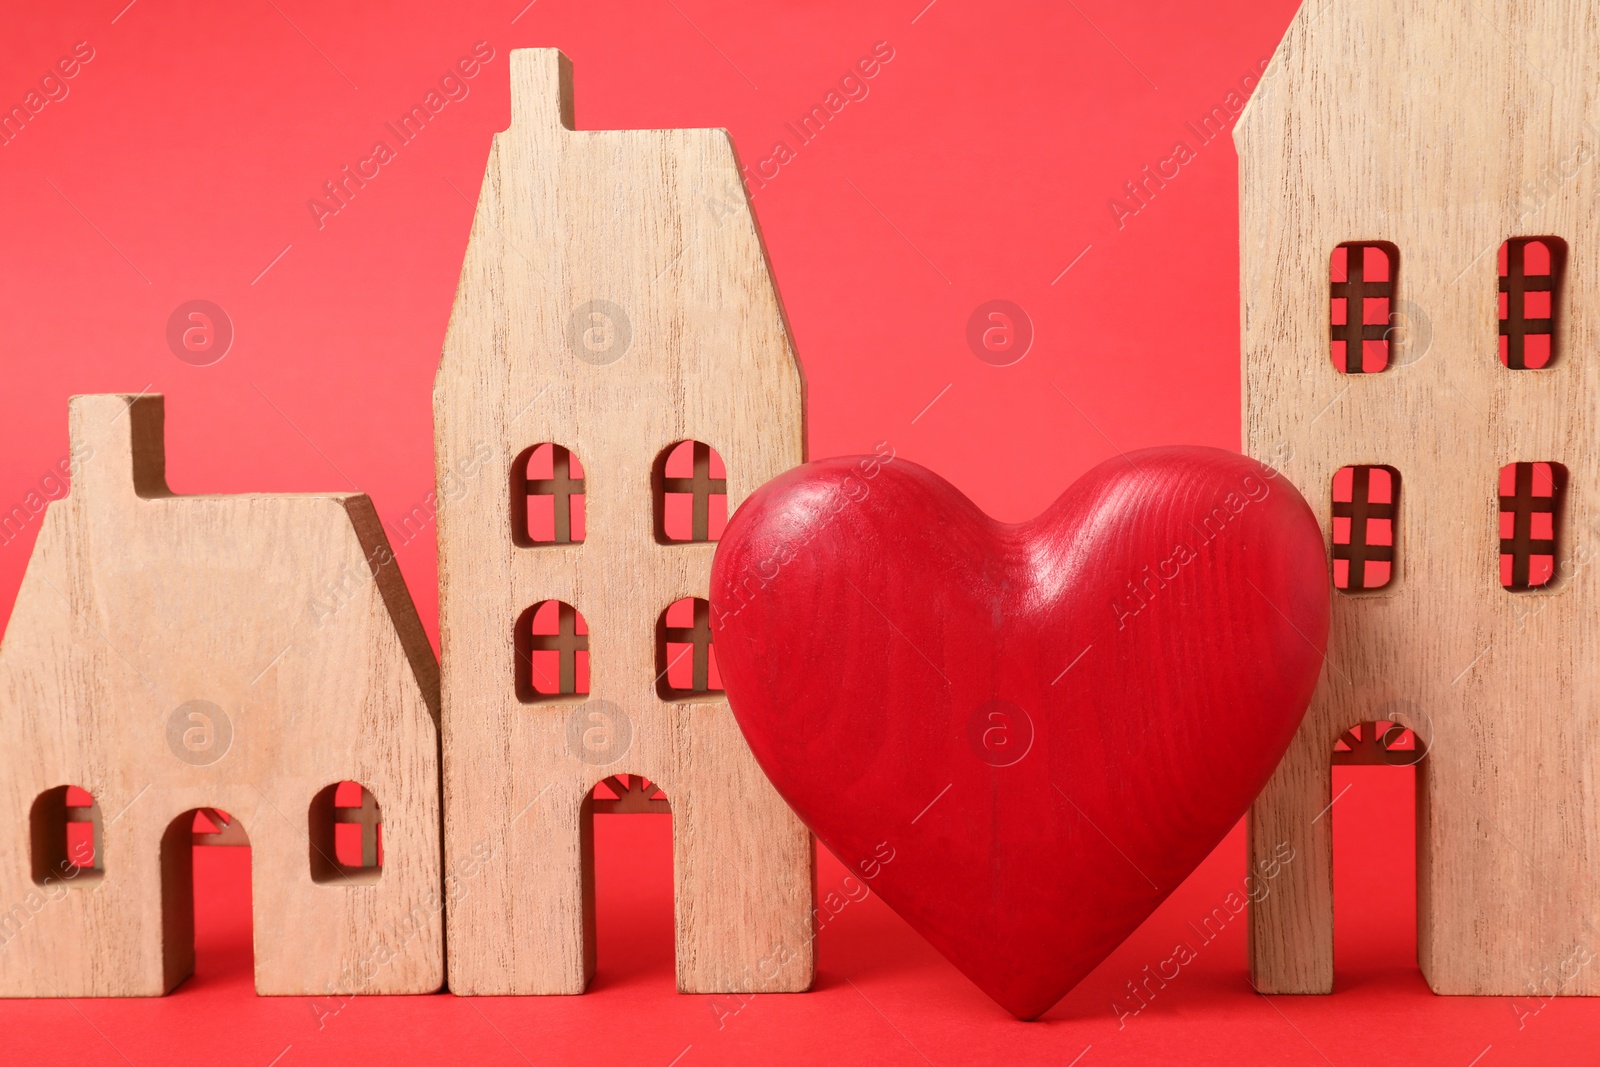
[435,49,813,995]
[1239,0,1600,995]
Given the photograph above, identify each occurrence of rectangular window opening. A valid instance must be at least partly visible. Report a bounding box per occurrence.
[1499,237,1566,369]
[1499,462,1567,591]
[1330,242,1398,374]
[1332,465,1399,592]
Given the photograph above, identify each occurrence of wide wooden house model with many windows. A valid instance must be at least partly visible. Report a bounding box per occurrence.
[1237,0,1600,995]
[434,49,813,995]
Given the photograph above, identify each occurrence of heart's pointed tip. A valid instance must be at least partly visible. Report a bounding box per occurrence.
[982,979,1067,1021]
[996,993,1059,1022]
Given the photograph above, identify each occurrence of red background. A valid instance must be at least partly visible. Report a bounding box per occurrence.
[0,0,1593,1062]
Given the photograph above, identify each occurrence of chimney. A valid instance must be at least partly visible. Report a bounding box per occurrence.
[508,48,575,134]
[67,394,170,510]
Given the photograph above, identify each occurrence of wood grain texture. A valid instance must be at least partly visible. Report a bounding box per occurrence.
[435,48,814,996]
[0,394,443,996]
[1238,0,1600,995]
[710,448,1328,1019]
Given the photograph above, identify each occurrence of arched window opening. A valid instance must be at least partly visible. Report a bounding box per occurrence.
[655,597,723,700]
[309,782,383,885]
[513,443,586,546]
[653,441,727,544]
[29,785,103,886]
[516,600,591,703]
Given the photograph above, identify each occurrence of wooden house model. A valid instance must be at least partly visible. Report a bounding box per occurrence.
[435,49,814,995]
[1238,0,1600,995]
[0,394,443,996]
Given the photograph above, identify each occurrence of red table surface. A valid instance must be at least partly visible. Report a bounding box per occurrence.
[0,0,1593,1062]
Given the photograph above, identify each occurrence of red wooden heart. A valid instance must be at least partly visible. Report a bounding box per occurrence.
[711,446,1328,1019]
